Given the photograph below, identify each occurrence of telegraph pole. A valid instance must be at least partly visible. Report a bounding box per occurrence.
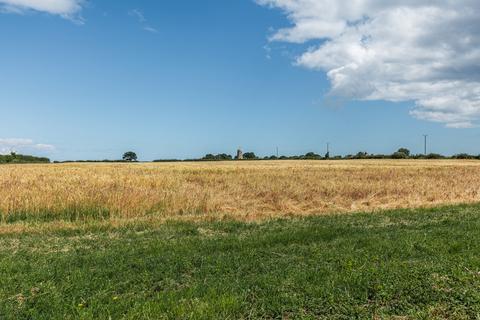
[423,135,428,155]
[276,146,279,158]
[327,143,330,154]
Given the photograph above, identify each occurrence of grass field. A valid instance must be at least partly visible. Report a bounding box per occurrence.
[1,160,480,318]
[2,160,480,230]
[1,204,480,319]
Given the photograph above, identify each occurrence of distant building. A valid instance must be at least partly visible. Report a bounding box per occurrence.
[236,149,243,160]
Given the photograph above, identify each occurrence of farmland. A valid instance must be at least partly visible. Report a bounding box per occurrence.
[1,160,480,318]
[1,160,480,230]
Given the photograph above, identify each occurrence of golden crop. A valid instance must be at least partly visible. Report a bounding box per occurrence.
[1,160,480,226]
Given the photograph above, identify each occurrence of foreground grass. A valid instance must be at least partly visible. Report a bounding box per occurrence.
[1,205,480,319]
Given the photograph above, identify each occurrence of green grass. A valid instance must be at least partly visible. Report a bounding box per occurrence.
[1,205,480,319]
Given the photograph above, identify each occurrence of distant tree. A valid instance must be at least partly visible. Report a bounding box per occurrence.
[122,151,138,162]
[452,153,474,159]
[325,151,330,159]
[397,148,410,157]
[216,153,233,160]
[243,152,257,160]
[202,153,233,161]
[391,151,408,159]
[425,153,444,159]
[203,154,216,160]
[0,153,49,164]
[304,152,321,160]
[354,152,368,159]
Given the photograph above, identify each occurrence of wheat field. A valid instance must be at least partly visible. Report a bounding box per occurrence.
[1,160,480,227]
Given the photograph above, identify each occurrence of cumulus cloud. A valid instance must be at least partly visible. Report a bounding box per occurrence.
[0,138,55,155]
[257,0,480,128]
[0,0,84,21]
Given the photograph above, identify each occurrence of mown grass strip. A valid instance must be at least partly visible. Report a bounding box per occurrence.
[0,204,479,319]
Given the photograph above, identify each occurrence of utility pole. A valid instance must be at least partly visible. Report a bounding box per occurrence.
[276,146,279,158]
[327,143,330,154]
[423,135,428,155]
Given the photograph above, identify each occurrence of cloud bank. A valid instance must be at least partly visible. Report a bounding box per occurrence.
[257,0,480,128]
[0,0,84,21]
[0,138,55,155]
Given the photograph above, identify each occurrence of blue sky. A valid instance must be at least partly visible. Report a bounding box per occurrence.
[1,0,479,160]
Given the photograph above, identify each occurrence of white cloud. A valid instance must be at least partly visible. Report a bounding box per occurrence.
[257,0,480,128]
[0,0,84,21]
[143,26,158,33]
[129,8,145,23]
[0,138,55,155]
[129,8,158,33]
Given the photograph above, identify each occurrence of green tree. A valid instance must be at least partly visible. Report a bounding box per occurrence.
[203,154,216,160]
[123,151,138,162]
[426,153,444,159]
[243,152,257,160]
[355,152,368,159]
[453,153,474,159]
[216,153,233,160]
[397,148,410,157]
[202,154,233,161]
[392,152,408,159]
[304,152,321,159]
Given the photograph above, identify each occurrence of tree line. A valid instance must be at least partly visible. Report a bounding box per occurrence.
[7,149,479,164]
[0,152,50,164]
[180,148,480,161]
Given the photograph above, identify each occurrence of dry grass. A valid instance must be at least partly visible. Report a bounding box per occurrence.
[1,160,480,224]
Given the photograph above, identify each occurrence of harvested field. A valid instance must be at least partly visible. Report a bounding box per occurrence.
[1,160,480,225]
